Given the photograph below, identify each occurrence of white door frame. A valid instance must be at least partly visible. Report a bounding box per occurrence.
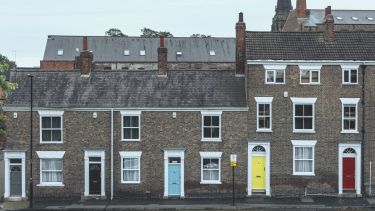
[338,143,361,195]
[248,142,270,196]
[84,150,105,197]
[4,151,26,199]
[163,149,185,198]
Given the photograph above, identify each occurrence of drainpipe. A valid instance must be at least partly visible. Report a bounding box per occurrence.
[361,66,366,196]
[111,109,114,200]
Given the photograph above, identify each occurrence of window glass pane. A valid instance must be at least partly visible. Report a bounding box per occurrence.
[124,116,131,127]
[311,71,319,82]
[295,105,303,116]
[264,104,270,115]
[267,71,274,82]
[89,157,101,162]
[131,116,139,127]
[303,105,313,116]
[211,116,219,126]
[124,170,139,181]
[295,118,304,129]
[351,69,357,83]
[344,119,350,130]
[303,147,312,159]
[203,158,219,169]
[203,170,211,180]
[259,118,265,128]
[124,128,131,139]
[210,170,219,180]
[344,70,349,83]
[51,117,61,128]
[42,130,51,142]
[301,70,310,83]
[349,106,356,117]
[51,130,61,142]
[344,107,350,117]
[264,117,270,128]
[303,118,313,129]
[203,116,211,126]
[295,147,303,159]
[211,128,219,138]
[132,128,139,139]
[349,120,356,130]
[203,128,211,138]
[258,104,265,115]
[276,70,284,83]
[42,117,51,128]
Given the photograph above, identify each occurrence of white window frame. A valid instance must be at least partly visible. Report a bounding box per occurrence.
[139,50,146,56]
[57,49,64,56]
[200,152,222,184]
[342,65,359,85]
[255,97,273,132]
[119,151,142,184]
[201,111,222,142]
[38,111,64,144]
[291,140,316,176]
[36,151,65,186]
[121,111,141,141]
[299,65,321,85]
[291,98,317,133]
[340,98,360,133]
[264,65,286,84]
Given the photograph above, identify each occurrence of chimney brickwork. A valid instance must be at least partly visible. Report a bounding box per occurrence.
[296,0,307,18]
[324,7,335,42]
[236,12,246,75]
[79,36,93,75]
[158,36,168,76]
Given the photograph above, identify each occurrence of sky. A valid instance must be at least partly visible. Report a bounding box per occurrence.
[1,0,374,67]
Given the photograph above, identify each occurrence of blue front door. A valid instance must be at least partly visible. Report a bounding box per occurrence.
[168,164,181,196]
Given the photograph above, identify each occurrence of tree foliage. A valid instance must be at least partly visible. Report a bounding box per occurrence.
[190,34,212,38]
[105,28,128,37]
[140,28,173,38]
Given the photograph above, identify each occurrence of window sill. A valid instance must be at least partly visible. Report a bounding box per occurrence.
[121,139,141,142]
[293,173,315,176]
[256,129,272,133]
[265,82,285,85]
[200,181,222,185]
[121,181,141,184]
[299,83,320,86]
[37,183,65,187]
[39,142,63,144]
[201,138,222,142]
[342,83,358,85]
[341,131,360,134]
[293,130,315,134]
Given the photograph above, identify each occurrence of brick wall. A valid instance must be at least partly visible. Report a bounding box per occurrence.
[40,61,75,70]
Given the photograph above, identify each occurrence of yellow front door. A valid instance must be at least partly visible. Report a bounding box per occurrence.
[252,156,266,190]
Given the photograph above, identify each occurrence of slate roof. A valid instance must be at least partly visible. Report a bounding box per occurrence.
[43,36,236,63]
[6,70,246,109]
[305,10,375,27]
[246,31,375,60]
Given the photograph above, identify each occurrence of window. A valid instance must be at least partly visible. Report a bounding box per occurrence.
[342,67,358,84]
[36,151,65,186]
[209,50,216,56]
[57,49,64,56]
[340,98,360,133]
[39,111,64,143]
[120,151,142,184]
[121,111,141,141]
[201,111,222,141]
[124,50,130,56]
[139,50,146,56]
[255,97,273,132]
[300,70,320,84]
[200,152,222,184]
[291,140,316,176]
[291,98,317,133]
[266,69,285,84]
[176,51,182,56]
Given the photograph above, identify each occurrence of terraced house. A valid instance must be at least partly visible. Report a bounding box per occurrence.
[3,2,375,203]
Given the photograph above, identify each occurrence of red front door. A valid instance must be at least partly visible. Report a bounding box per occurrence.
[343,157,355,190]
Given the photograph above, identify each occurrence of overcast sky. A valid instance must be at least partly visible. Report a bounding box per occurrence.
[1,0,374,67]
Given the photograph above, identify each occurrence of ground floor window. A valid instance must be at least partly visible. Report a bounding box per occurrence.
[120,151,142,184]
[200,152,222,184]
[291,140,316,176]
[41,159,63,184]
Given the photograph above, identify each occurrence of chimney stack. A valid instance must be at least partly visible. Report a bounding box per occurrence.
[79,36,93,75]
[325,6,332,16]
[158,36,168,76]
[235,12,246,75]
[324,7,335,42]
[296,0,307,18]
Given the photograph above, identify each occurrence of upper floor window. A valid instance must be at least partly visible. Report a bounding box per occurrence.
[291,140,316,176]
[201,111,222,142]
[299,65,321,85]
[57,49,64,56]
[124,50,130,56]
[121,111,141,141]
[342,66,358,84]
[139,50,146,56]
[340,98,360,133]
[39,111,64,143]
[255,97,273,132]
[264,65,286,84]
[291,98,317,133]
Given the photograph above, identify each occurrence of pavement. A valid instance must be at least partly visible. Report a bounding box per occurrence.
[1,197,375,211]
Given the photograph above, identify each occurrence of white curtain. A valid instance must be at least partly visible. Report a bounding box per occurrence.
[203,158,219,181]
[295,147,313,173]
[42,159,63,182]
[123,158,139,181]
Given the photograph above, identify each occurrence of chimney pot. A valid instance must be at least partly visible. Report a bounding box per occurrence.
[296,0,307,18]
[160,36,165,48]
[239,12,243,22]
[83,36,88,51]
[325,6,332,16]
